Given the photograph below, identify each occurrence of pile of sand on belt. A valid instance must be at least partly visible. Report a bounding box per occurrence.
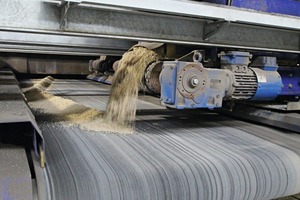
[105,47,160,127]
[24,77,132,134]
[23,76,54,101]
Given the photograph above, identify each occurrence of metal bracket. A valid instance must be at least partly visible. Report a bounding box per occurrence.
[287,101,300,111]
[176,50,206,63]
[203,20,230,41]
[59,0,79,30]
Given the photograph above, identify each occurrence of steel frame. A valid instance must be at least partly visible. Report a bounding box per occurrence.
[0,0,300,55]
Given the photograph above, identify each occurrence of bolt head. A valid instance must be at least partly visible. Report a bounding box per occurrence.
[192,78,199,85]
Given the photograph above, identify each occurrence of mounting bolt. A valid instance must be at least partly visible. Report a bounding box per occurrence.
[189,76,199,87]
[192,78,199,86]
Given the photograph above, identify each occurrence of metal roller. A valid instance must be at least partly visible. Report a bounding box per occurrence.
[144,61,163,95]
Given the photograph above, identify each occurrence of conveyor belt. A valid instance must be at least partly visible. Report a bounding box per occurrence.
[26,79,300,200]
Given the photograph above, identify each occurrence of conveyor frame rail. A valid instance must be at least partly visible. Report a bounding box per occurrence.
[0,68,45,167]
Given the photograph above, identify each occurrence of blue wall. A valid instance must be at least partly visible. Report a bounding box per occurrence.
[202,0,300,17]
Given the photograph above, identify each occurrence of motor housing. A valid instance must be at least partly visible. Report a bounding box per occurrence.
[160,61,234,109]
[160,51,283,109]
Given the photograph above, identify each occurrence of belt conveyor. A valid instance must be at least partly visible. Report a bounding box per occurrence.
[1,0,300,199]
[21,78,300,200]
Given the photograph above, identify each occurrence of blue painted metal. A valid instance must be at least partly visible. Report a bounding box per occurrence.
[219,51,251,66]
[160,53,298,110]
[251,68,282,101]
[232,0,300,17]
[203,0,300,17]
[87,74,112,84]
[249,56,282,101]
[278,67,300,96]
[160,61,229,109]
[159,62,177,105]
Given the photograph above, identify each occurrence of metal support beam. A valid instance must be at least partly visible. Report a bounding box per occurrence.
[220,103,300,133]
[59,0,79,29]
[0,28,135,56]
[0,68,45,167]
[42,0,300,53]
[1,0,300,55]
[287,101,300,111]
[203,20,230,41]
[54,0,300,30]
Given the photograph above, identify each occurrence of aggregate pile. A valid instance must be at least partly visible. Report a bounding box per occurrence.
[23,77,131,133]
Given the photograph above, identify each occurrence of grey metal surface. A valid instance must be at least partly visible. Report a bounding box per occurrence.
[0,68,45,166]
[0,144,32,200]
[0,28,135,56]
[219,103,300,133]
[31,151,51,200]
[54,0,300,30]
[0,0,300,56]
[28,79,300,200]
[1,56,91,75]
[0,69,39,127]
[34,3,300,53]
[287,101,300,111]
[0,0,133,56]
[0,59,6,69]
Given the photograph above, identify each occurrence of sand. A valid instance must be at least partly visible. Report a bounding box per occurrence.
[23,76,54,101]
[105,47,160,127]
[24,77,132,134]
[24,46,160,133]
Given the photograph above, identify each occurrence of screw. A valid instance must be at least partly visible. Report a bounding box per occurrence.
[189,76,199,87]
[192,78,199,86]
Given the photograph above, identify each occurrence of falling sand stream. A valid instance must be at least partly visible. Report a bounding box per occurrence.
[24,46,161,133]
[104,46,160,127]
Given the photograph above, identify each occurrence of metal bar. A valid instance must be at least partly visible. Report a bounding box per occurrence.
[47,1,300,53]
[219,103,300,133]
[0,28,135,56]
[0,68,45,167]
[63,0,300,30]
[1,27,300,55]
[0,1,299,54]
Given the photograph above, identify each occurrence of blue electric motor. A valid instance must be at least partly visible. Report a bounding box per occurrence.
[160,51,283,109]
[219,52,282,101]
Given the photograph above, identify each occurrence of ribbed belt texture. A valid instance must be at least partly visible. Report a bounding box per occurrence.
[31,79,300,200]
